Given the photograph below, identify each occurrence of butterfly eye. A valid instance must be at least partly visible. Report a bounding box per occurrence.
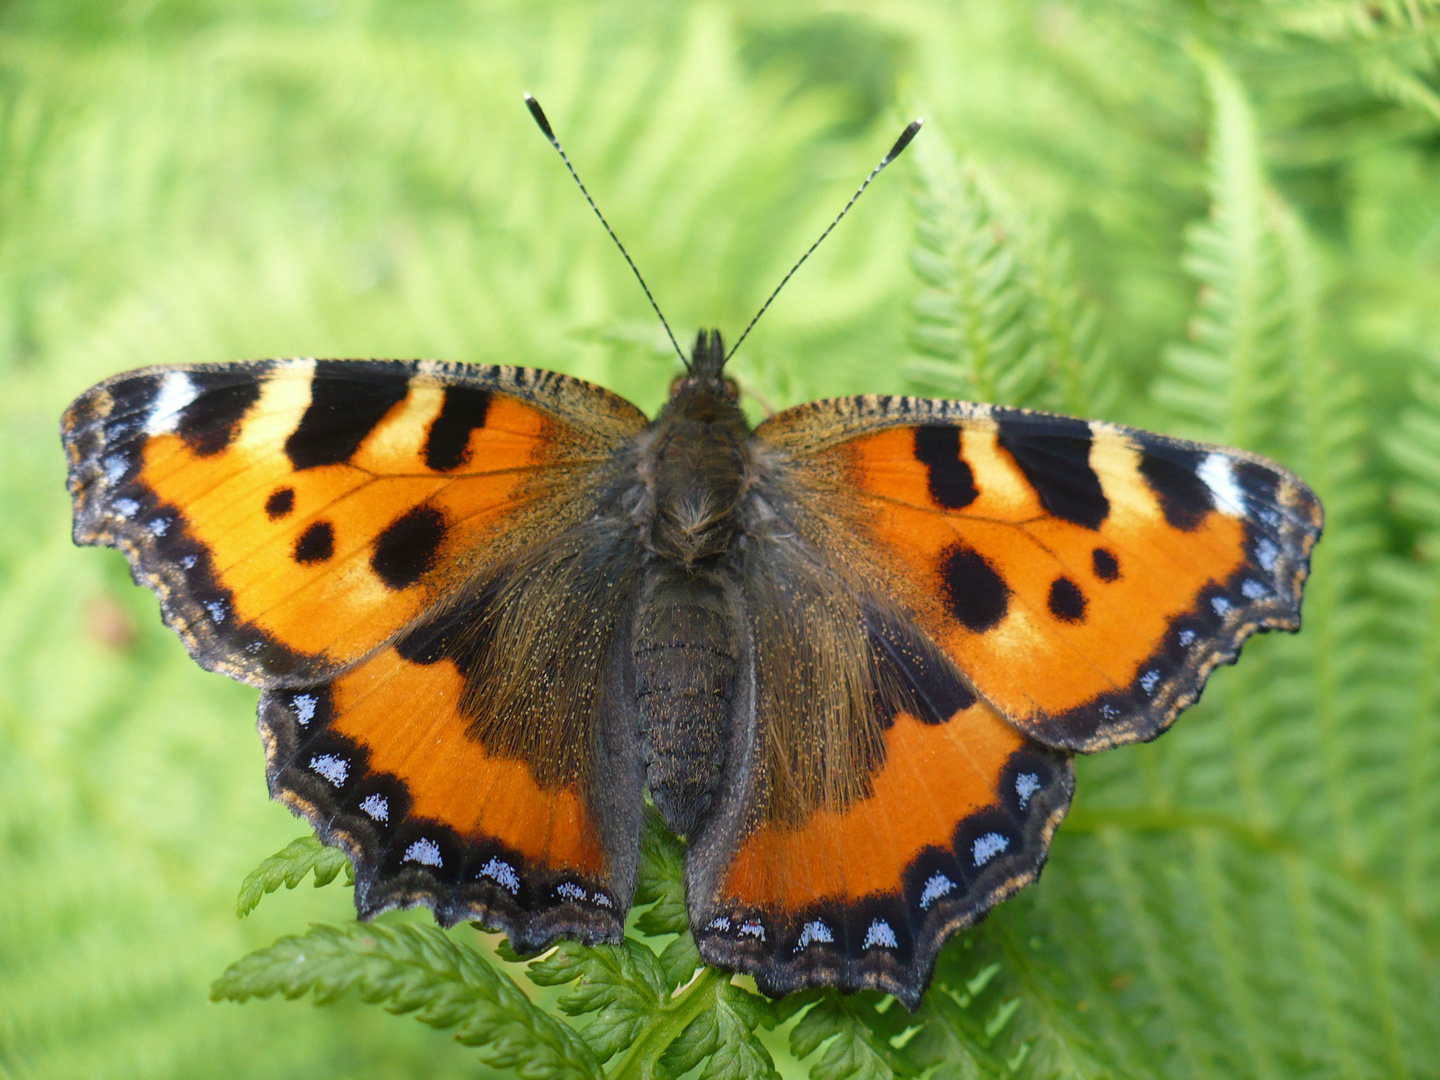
[723,377,740,400]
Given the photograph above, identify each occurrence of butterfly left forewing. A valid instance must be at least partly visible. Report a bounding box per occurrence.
[754,396,1322,751]
[62,359,647,685]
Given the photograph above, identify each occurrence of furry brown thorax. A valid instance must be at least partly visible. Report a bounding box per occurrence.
[643,330,748,568]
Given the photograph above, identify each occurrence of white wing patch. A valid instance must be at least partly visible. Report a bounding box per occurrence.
[1198,453,1245,517]
[145,371,200,436]
[403,837,443,867]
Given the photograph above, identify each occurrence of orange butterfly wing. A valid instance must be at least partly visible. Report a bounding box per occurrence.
[63,359,645,684]
[63,359,649,946]
[757,396,1322,751]
[262,581,638,948]
[688,394,1318,1007]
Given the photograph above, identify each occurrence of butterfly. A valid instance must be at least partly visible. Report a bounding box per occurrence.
[60,101,1322,1010]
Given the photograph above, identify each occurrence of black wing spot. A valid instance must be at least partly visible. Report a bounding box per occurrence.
[372,506,446,590]
[867,609,976,725]
[177,375,263,457]
[1047,576,1087,622]
[1138,447,1213,531]
[425,386,493,471]
[941,545,1009,632]
[913,426,978,510]
[286,362,410,470]
[293,521,335,564]
[1091,546,1120,582]
[266,486,296,520]
[995,412,1108,529]
[393,587,497,673]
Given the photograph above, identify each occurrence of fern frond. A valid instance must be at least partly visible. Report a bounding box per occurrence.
[789,996,904,1080]
[1379,347,1440,929]
[1154,47,1291,452]
[906,129,1043,407]
[212,923,601,1080]
[905,126,1113,415]
[235,836,353,918]
[659,982,780,1080]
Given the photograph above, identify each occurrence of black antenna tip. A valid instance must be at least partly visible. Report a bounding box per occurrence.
[883,119,923,165]
[523,93,556,142]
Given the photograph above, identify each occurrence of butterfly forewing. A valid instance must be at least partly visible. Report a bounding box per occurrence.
[754,395,1322,751]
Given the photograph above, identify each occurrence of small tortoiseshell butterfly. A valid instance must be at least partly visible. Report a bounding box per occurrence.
[61,98,1321,1009]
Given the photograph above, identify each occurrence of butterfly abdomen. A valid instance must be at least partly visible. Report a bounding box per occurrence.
[626,365,754,836]
[633,572,737,837]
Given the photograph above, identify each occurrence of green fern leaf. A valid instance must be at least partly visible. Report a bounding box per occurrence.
[211,922,601,1080]
[235,836,354,918]
[906,129,1040,406]
[790,995,908,1080]
[634,805,689,939]
[905,126,1108,415]
[661,982,779,1080]
[1153,45,1291,451]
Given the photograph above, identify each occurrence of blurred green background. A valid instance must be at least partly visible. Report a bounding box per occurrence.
[3,1,1439,1077]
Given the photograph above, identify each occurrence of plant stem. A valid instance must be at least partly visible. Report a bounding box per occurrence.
[606,965,726,1080]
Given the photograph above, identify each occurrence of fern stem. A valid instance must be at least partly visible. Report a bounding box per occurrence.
[604,965,725,1080]
[1365,896,1410,1080]
[1404,561,1440,922]
[1282,855,1363,1077]
[1193,829,1281,1079]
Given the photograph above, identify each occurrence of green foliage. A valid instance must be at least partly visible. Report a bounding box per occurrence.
[4,2,1440,1079]
[906,128,1109,415]
[214,923,601,1080]
[235,837,354,918]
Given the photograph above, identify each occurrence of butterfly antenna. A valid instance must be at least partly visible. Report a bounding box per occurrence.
[524,93,689,370]
[724,118,923,364]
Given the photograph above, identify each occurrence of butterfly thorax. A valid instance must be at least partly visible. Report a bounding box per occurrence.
[639,330,750,568]
[631,330,751,837]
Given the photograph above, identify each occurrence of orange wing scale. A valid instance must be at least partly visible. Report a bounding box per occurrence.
[63,359,647,950]
[708,396,1318,1005]
[62,360,645,686]
[135,391,548,662]
[845,423,1248,720]
[721,700,1025,907]
[769,401,1322,750]
[321,644,605,877]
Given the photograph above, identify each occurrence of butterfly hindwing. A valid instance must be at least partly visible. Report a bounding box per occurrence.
[62,359,647,686]
[755,395,1323,751]
[686,522,1073,1008]
[262,568,644,948]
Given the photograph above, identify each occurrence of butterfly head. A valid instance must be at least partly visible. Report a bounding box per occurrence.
[664,328,741,421]
[688,327,729,382]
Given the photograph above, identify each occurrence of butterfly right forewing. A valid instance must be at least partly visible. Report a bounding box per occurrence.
[754,395,1322,751]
